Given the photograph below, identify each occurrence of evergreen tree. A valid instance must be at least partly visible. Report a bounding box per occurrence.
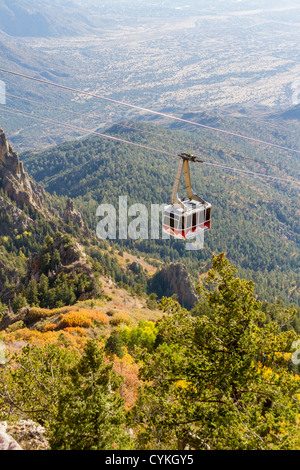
[0,342,78,422]
[52,249,61,270]
[26,280,40,306]
[133,253,300,450]
[47,340,131,450]
[0,300,6,314]
[12,293,27,314]
[146,293,158,310]
[105,331,124,358]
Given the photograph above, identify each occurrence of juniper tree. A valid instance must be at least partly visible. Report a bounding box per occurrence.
[133,253,300,450]
[47,339,131,450]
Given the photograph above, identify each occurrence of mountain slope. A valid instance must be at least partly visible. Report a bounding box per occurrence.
[20,119,300,305]
[0,125,98,305]
[0,0,113,38]
[0,1,52,37]
[0,125,169,313]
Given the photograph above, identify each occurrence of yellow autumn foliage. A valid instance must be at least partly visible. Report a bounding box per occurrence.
[2,327,87,350]
[109,312,131,326]
[57,312,92,329]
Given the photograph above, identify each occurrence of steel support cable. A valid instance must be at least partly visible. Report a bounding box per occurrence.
[1,90,215,154]
[0,90,286,170]
[1,67,300,156]
[0,104,299,185]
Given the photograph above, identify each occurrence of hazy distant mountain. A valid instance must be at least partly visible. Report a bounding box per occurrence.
[2,0,300,152]
[0,1,54,37]
[277,104,300,121]
[0,0,120,38]
[0,0,99,38]
[1,0,291,39]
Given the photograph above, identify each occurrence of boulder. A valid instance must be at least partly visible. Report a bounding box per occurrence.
[0,422,22,450]
[0,420,49,450]
[148,262,198,310]
[63,197,88,235]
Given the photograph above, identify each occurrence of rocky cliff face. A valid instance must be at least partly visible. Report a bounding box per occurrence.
[63,197,88,235]
[0,126,90,305]
[26,233,93,284]
[149,262,198,310]
[0,126,49,301]
[0,126,45,212]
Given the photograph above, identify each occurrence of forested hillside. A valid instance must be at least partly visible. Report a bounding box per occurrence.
[0,125,152,310]
[1,253,300,450]
[1,0,300,453]
[21,115,300,305]
[0,120,300,451]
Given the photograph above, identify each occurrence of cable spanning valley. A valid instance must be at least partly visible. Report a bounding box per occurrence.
[0,67,299,186]
[0,103,299,185]
[1,66,300,156]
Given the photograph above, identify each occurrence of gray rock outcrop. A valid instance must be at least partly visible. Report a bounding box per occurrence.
[0,126,45,212]
[0,432,22,450]
[0,420,49,450]
[63,197,88,235]
[0,422,22,450]
[148,262,198,310]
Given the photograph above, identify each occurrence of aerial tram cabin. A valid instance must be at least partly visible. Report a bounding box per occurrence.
[163,153,211,240]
